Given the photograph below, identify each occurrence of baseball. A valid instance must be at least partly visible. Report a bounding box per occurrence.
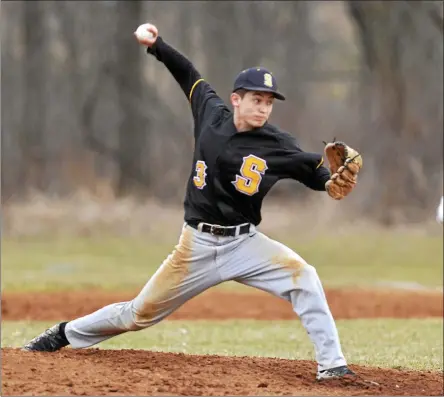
[135,24,155,41]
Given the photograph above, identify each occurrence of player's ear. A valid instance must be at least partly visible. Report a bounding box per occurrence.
[230,92,242,108]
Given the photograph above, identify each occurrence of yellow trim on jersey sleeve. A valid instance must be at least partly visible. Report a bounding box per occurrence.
[316,157,324,169]
[189,78,205,102]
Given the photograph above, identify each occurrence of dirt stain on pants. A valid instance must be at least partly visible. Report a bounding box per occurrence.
[131,227,193,328]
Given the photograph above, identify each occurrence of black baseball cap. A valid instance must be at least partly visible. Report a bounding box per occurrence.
[232,67,286,101]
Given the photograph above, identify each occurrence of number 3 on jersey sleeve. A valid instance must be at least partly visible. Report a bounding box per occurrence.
[232,155,268,196]
[193,160,208,189]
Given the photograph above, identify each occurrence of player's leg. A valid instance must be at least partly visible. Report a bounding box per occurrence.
[217,230,352,378]
[23,225,222,351]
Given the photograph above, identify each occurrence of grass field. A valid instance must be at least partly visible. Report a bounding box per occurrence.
[2,229,443,291]
[2,319,442,372]
[2,224,443,382]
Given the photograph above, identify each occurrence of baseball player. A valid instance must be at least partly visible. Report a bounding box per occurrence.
[23,23,362,381]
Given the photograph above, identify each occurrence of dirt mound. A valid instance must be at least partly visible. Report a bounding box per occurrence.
[2,348,442,396]
[2,288,443,321]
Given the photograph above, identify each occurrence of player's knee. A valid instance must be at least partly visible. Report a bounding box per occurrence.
[127,313,153,331]
[129,311,154,330]
[303,264,320,281]
[128,318,147,331]
[128,300,162,330]
[97,301,149,332]
[304,263,316,274]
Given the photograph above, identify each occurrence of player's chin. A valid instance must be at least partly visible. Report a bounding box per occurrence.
[250,118,267,128]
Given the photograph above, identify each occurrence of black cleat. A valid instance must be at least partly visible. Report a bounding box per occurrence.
[22,323,69,352]
[316,365,356,380]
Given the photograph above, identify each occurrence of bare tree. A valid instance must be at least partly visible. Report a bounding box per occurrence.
[113,1,147,197]
[20,2,48,194]
[348,0,443,223]
[2,1,442,225]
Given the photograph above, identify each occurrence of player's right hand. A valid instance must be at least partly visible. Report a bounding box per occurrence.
[134,23,158,47]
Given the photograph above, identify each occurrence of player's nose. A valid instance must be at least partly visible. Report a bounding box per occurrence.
[258,105,267,114]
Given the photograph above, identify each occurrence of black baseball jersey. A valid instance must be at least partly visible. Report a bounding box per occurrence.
[147,38,330,226]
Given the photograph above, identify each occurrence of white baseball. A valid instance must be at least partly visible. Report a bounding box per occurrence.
[135,24,154,41]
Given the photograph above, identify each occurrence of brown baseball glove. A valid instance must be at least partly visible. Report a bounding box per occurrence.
[323,140,363,200]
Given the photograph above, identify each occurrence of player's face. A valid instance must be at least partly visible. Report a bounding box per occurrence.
[233,91,275,128]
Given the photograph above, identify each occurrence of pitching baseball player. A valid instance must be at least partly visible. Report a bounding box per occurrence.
[24,23,362,381]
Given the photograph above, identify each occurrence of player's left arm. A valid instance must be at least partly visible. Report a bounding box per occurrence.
[285,152,331,191]
[301,159,331,191]
[295,141,363,200]
[275,133,362,198]
[275,133,330,191]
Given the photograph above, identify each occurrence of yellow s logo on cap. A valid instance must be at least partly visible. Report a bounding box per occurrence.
[263,73,273,88]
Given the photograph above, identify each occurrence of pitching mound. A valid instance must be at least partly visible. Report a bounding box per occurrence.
[2,348,442,396]
[2,288,443,321]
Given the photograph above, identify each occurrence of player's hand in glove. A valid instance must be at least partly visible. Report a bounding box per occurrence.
[323,140,363,200]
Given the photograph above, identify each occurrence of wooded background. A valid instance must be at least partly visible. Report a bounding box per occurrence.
[2,1,443,225]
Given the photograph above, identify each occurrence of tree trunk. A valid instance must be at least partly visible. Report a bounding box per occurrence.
[347,0,443,224]
[20,2,48,194]
[115,1,146,197]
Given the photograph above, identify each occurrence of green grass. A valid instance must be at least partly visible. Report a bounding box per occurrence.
[282,230,443,288]
[1,236,173,292]
[3,319,442,371]
[2,230,442,292]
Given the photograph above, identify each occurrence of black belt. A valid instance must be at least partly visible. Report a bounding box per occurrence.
[187,221,251,237]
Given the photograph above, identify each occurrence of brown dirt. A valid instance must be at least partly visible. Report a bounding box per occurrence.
[2,287,443,321]
[2,348,443,396]
[2,288,443,396]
